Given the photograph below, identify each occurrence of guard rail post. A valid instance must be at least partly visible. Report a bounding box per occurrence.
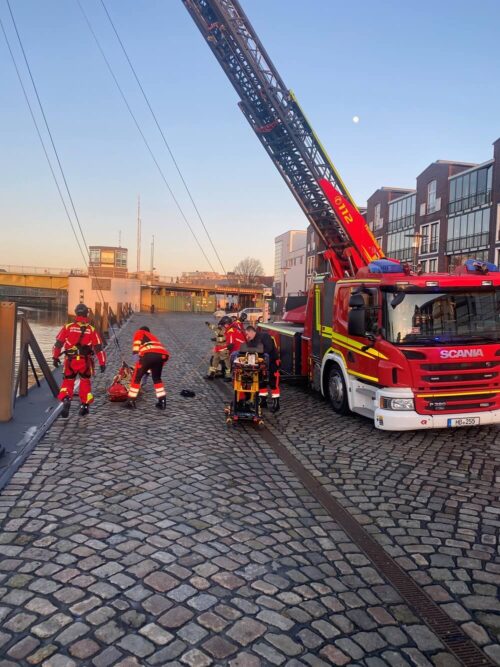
[0,302,17,422]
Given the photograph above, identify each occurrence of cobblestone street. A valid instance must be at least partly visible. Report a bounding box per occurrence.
[0,313,499,666]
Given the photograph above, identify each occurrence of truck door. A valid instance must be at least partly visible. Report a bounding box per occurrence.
[335,286,381,386]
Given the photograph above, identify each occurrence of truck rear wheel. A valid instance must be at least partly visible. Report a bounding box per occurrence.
[327,365,350,415]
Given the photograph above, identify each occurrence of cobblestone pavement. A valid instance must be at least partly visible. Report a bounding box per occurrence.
[0,313,498,666]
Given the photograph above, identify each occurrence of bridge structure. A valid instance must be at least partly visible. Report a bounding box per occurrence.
[0,265,265,313]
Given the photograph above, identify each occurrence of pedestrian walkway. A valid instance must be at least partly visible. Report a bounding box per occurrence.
[0,314,498,666]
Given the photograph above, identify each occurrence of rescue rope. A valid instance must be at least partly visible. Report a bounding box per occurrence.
[77,0,220,276]
[5,0,125,360]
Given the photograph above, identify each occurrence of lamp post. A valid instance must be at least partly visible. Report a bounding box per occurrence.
[405,231,427,273]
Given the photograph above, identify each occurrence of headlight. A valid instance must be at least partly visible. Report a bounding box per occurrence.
[380,397,414,411]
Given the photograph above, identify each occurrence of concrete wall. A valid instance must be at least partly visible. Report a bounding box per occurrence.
[68,276,141,315]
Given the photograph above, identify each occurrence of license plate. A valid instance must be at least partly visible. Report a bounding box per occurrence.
[447,417,480,427]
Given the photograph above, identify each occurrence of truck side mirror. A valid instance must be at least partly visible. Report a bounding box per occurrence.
[348,292,367,337]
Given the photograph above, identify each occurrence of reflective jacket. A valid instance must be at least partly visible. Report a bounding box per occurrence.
[132,329,169,358]
[225,322,246,352]
[53,316,106,366]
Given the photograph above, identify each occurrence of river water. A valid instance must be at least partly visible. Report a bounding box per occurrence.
[16,307,67,383]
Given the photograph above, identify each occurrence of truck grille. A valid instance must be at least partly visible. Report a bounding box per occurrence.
[411,359,500,415]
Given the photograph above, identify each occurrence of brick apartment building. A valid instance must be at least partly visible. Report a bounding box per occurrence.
[366,138,500,272]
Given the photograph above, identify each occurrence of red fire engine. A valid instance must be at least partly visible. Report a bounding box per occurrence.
[183,0,500,430]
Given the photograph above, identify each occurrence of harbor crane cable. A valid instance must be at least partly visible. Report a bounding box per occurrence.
[0,16,88,269]
[5,0,124,358]
[76,0,220,276]
[99,0,229,279]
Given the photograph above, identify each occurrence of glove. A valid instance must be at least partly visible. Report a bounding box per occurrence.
[53,357,61,368]
[100,365,106,374]
[227,343,234,351]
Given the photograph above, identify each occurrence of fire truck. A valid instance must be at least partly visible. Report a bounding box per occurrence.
[183,0,500,430]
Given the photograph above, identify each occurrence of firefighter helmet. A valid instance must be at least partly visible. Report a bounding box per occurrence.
[239,312,247,322]
[218,316,232,327]
[75,303,89,317]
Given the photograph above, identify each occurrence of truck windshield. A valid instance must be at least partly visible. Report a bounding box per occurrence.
[383,290,500,345]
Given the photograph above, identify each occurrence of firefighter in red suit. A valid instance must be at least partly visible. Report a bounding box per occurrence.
[125,326,169,409]
[224,316,247,381]
[52,303,106,418]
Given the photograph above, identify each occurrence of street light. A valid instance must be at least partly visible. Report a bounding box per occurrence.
[405,232,427,272]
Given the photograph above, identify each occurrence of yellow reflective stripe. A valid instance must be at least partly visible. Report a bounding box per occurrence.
[347,369,379,383]
[330,338,377,360]
[322,325,333,337]
[324,347,379,383]
[315,287,321,333]
[417,389,500,398]
[331,332,389,360]
[336,279,381,284]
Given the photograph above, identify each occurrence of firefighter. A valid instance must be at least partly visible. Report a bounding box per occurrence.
[245,325,281,411]
[125,326,169,409]
[205,319,229,379]
[52,303,106,418]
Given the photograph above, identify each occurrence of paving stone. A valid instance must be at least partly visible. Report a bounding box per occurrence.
[266,633,303,657]
[319,646,351,666]
[7,635,40,660]
[32,614,72,638]
[404,625,444,651]
[149,639,187,665]
[159,606,194,629]
[203,636,238,659]
[181,648,213,666]
[3,612,37,632]
[139,622,175,645]
[144,571,179,592]
[228,653,261,667]
[227,618,267,645]
[69,638,100,659]
[117,633,155,658]
[41,655,77,667]
[26,644,58,664]
[91,646,123,667]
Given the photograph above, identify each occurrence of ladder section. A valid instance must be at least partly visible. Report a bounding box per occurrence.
[182,0,383,276]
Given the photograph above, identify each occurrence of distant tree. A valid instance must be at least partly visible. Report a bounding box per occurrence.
[233,257,264,285]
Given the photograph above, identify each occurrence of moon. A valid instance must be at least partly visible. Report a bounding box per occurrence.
[352,115,360,124]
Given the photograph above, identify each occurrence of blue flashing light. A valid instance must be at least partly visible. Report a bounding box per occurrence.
[368,259,404,274]
[465,258,499,274]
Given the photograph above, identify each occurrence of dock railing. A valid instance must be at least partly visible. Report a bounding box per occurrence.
[0,300,134,423]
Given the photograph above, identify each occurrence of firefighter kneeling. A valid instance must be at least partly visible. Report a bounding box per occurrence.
[125,326,169,410]
[52,303,106,418]
[245,325,280,412]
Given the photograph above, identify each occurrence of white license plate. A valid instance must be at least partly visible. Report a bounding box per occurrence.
[447,417,480,427]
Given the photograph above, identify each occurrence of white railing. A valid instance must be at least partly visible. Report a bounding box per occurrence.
[0,264,87,276]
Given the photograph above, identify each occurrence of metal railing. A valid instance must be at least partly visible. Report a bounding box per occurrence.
[446,233,489,253]
[448,190,491,215]
[0,264,86,276]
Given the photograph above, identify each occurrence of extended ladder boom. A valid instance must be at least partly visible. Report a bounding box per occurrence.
[182,0,384,277]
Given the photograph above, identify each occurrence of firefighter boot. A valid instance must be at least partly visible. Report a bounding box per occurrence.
[271,397,280,413]
[61,397,71,419]
[79,403,90,417]
[156,396,166,410]
[124,399,136,409]
[260,396,268,409]
[204,372,215,380]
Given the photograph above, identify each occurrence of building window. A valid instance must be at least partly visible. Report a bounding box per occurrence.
[447,208,490,253]
[89,248,100,265]
[420,222,439,254]
[448,164,493,214]
[420,258,438,273]
[374,203,383,230]
[386,230,414,261]
[388,194,416,232]
[447,250,489,271]
[427,180,437,214]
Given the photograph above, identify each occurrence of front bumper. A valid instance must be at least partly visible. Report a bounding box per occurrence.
[373,388,500,431]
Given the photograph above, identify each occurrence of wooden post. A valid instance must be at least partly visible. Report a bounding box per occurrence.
[102,303,109,338]
[0,302,17,422]
[117,302,123,324]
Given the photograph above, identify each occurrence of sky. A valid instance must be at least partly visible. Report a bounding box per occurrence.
[1,0,499,276]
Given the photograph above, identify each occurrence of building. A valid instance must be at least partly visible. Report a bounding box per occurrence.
[89,246,128,277]
[366,138,500,272]
[273,230,306,305]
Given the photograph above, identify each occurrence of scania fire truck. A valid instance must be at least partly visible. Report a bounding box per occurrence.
[183,0,500,430]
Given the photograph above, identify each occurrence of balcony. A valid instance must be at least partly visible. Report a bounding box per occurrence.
[448,190,491,215]
[446,232,489,253]
[387,215,415,233]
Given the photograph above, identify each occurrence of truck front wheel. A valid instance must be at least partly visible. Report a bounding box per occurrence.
[327,365,350,415]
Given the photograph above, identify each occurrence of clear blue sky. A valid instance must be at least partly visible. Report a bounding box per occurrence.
[1,0,499,275]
